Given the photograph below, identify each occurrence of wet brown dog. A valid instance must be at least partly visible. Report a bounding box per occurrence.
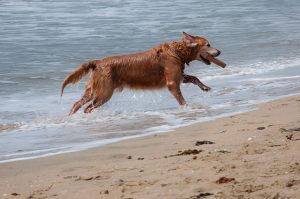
[61,32,226,115]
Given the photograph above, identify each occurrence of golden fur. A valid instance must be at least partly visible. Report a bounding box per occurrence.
[61,32,224,115]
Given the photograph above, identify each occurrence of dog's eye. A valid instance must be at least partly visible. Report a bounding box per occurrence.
[207,43,211,47]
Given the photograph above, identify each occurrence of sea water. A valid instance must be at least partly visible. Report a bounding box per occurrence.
[0,0,300,162]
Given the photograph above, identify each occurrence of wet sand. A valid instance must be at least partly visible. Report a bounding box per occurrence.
[0,95,299,199]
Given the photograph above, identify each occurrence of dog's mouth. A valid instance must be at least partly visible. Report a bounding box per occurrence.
[200,54,211,65]
[200,52,226,68]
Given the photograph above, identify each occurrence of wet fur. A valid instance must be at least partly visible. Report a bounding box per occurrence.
[61,33,222,115]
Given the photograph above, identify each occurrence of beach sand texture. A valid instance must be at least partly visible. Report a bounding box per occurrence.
[0,95,299,199]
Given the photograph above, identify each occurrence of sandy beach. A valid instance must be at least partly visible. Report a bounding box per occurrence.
[0,95,299,199]
[1,1,300,198]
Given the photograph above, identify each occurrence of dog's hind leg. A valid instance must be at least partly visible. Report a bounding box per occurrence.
[69,88,92,115]
[84,93,113,113]
[84,87,114,113]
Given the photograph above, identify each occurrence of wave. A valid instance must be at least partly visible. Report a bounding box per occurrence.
[200,57,300,81]
[0,55,299,163]
[0,80,18,84]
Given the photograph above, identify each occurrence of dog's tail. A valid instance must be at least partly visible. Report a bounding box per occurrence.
[61,62,96,96]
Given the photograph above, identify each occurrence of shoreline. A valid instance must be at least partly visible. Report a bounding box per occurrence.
[0,95,299,198]
[1,93,299,164]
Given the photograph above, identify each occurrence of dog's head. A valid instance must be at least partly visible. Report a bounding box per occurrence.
[182,32,226,68]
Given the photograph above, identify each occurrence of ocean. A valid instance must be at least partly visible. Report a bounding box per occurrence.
[0,0,300,162]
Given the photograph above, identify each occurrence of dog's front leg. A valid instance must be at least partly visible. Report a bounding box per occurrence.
[182,74,211,91]
[167,81,186,106]
[165,63,187,106]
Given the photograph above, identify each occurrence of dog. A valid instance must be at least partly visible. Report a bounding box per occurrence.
[61,32,226,115]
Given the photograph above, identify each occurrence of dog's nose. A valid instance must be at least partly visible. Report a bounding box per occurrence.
[216,50,221,56]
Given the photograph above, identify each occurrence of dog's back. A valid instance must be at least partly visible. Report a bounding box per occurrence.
[105,46,169,89]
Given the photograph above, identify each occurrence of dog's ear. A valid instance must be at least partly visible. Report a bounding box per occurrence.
[182,32,198,47]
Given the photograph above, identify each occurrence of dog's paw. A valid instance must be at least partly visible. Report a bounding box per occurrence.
[201,86,211,92]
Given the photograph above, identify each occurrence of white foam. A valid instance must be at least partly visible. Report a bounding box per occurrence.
[200,57,300,81]
[244,75,300,82]
[29,76,48,79]
[0,80,18,84]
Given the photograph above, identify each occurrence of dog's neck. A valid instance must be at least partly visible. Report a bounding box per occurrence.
[169,41,198,65]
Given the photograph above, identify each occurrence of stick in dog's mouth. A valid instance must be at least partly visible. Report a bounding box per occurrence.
[200,52,226,68]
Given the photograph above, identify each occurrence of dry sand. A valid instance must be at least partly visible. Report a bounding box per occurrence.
[0,96,299,199]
